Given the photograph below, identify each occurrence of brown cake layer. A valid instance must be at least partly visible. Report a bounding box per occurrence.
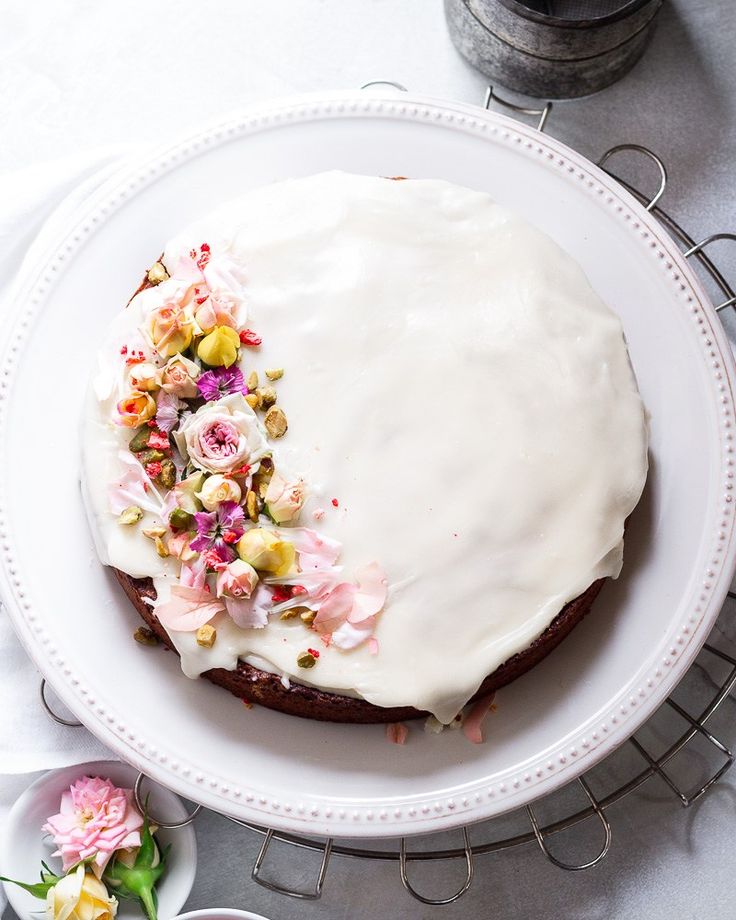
[116,569,603,723]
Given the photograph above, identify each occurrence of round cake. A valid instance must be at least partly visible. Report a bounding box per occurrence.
[82,172,648,726]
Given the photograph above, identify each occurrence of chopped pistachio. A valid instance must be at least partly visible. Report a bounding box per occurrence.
[247,370,259,391]
[264,406,288,439]
[245,393,260,410]
[300,610,316,626]
[118,505,143,526]
[129,426,153,453]
[252,458,275,499]
[137,448,166,466]
[297,651,317,669]
[159,458,176,489]
[154,536,169,558]
[256,386,277,409]
[147,261,169,285]
[246,489,259,523]
[196,624,217,648]
[264,368,284,381]
[142,525,167,539]
[169,508,194,531]
[279,605,311,622]
[133,626,159,646]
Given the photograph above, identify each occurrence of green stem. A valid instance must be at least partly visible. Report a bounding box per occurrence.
[138,884,158,920]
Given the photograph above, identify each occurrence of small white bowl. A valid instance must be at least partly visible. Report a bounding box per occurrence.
[0,760,197,920]
[174,912,271,920]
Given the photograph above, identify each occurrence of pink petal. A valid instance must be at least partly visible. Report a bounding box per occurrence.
[108,451,163,515]
[279,527,342,569]
[170,254,205,284]
[386,723,409,745]
[462,693,496,745]
[368,637,379,656]
[348,562,388,623]
[330,617,375,650]
[180,555,207,590]
[313,582,356,634]
[224,584,271,628]
[154,585,224,631]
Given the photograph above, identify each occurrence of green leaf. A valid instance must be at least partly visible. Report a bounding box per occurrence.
[0,873,61,900]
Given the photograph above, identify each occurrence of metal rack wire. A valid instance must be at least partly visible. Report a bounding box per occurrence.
[39,85,736,906]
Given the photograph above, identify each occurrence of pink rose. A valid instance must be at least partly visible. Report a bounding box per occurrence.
[158,354,200,398]
[217,559,259,601]
[174,394,269,475]
[144,281,197,358]
[195,291,242,333]
[43,776,144,875]
[264,471,306,524]
[216,566,270,629]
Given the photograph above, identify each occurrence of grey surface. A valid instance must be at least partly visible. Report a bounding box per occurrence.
[3,0,736,917]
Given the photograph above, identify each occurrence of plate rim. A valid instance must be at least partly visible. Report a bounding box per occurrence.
[1,89,735,838]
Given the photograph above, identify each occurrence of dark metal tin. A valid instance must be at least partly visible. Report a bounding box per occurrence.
[445,0,663,99]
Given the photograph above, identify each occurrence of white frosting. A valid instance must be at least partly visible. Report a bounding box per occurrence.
[81,172,648,723]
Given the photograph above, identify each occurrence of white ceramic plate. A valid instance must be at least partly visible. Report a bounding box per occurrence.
[174,912,270,920]
[2,91,735,839]
[0,761,197,920]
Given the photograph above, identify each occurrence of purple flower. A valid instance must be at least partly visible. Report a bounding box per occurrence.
[190,500,245,563]
[197,367,248,402]
[156,391,189,433]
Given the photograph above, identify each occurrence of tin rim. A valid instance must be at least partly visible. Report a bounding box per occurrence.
[496,0,658,30]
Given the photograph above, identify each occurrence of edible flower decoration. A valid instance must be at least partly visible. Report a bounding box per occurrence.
[157,354,200,398]
[146,286,197,359]
[197,325,240,367]
[196,366,249,401]
[237,527,295,577]
[313,562,388,650]
[190,500,246,563]
[174,394,268,475]
[105,242,395,693]
[116,392,156,428]
[155,391,189,434]
[197,473,242,511]
[0,776,170,920]
[264,471,306,524]
[43,776,143,875]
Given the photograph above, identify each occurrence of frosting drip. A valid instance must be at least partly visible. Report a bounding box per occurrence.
[82,172,648,723]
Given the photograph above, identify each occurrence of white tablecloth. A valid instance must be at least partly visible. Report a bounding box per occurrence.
[2,1,736,917]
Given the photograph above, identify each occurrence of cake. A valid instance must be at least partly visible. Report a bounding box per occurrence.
[82,172,648,726]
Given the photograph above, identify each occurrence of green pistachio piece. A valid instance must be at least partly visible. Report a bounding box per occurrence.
[138,449,166,466]
[297,651,317,669]
[133,626,159,646]
[169,508,194,531]
[118,506,143,525]
[129,427,153,453]
[159,459,176,490]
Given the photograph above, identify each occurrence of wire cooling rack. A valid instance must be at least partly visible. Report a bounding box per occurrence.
[39,84,736,907]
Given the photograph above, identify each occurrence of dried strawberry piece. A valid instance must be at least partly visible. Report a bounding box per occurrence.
[239,329,262,347]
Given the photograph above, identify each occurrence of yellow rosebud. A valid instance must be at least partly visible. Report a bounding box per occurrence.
[116,391,156,428]
[149,304,194,358]
[197,325,240,368]
[128,361,160,392]
[237,528,295,577]
[46,864,118,920]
